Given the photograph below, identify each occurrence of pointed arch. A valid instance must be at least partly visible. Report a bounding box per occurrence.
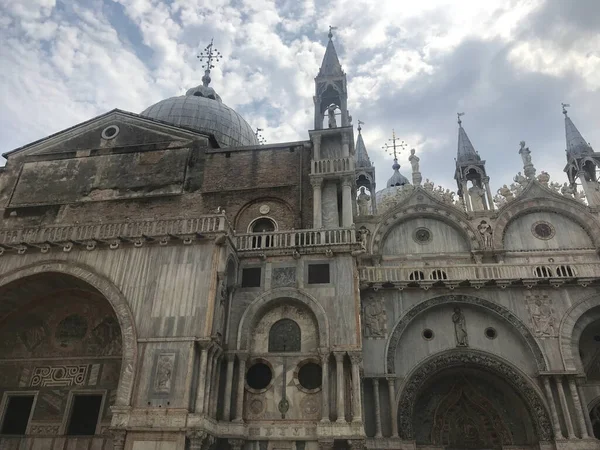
[0,260,137,407]
[385,294,548,373]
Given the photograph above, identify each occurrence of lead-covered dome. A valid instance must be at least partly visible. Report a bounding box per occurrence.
[141,73,258,147]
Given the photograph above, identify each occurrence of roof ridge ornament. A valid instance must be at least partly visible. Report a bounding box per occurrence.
[197,38,222,87]
[328,25,338,40]
[562,102,570,117]
[382,130,411,187]
[357,119,364,133]
[457,112,465,126]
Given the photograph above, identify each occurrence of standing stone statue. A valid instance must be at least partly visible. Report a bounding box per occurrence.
[477,220,493,248]
[452,307,468,347]
[468,185,485,210]
[409,148,420,173]
[363,296,387,338]
[357,186,371,216]
[519,141,537,179]
[327,104,337,128]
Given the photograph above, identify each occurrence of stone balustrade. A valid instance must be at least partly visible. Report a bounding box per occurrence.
[236,227,357,252]
[312,157,353,175]
[360,262,600,289]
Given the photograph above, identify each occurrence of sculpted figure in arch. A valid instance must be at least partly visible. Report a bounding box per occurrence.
[468,185,485,210]
[363,296,387,338]
[452,307,468,347]
[478,220,493,248]
[357,186,371,216]
[327,104,337,128]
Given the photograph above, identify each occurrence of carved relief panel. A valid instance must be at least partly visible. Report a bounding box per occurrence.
[525,294,557,338]
[362,295,387,339]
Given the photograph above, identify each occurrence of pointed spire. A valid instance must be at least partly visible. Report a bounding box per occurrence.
[456,112,480,162]
[318,27,344,77]
[355,120,371,168]
[563,103,593,157]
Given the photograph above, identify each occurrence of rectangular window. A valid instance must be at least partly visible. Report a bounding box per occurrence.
[308,263,330,284]
[67,394,103,436]
[1,395,34,435]
[241,267,261,288]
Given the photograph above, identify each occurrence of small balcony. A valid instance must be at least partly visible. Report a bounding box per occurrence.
[312,157,353,175]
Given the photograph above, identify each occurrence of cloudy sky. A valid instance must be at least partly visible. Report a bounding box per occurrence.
[1,0,599,193]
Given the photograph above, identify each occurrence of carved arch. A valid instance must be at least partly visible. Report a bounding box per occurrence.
[385,294,548,373]
[236,287,329,350]
[559,293,600,372]
[492,194,600,249]
[462,165,485,177]
[371,200,482,254]
[396,349,553,441]
[0,260,137,407]
[234,196,295,232]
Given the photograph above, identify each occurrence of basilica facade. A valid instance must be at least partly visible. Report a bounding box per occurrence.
[1,33,600,450]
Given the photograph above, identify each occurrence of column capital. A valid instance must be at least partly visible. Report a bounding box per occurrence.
[224,352,236,363]
[186,430,210,450]
[348,351,362,365]
[236,351,249,362]
[311,176,324,188]
[318,440,334,450]
[229,439,245,450]
[333,351,346,362]
[342,133,350,144]
[110,429,126,450]
[318,347,330,360]
[347,440,366,450]
[341,176,354,188]
[312,134,322,145]
[372,377,380,386]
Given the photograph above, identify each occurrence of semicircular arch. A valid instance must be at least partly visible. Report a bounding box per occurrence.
[385,294,548,373]
[0,260,137,407]
[236,287,329,350]
[559,293,600,372]
[396,349,553,441]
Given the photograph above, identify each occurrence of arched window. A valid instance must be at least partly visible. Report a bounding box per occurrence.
[250,218,276,249]
[268,319,301,352]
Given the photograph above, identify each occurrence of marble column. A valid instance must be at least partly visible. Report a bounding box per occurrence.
[342,133,350,158]
[556,376,576,439]
[542,376,563,439]
[349,352,362,423]
[194,344,209,414]
[204,348,217,414]
[319,349,330,422]
[568,377,590,438]
[371,182,377,215]
[483,176,494,210]
[233,353,248,422]
[312,177,323,229]
[335,352,346,423]
[461,182,470,212]
[373,378,383,437]
[186,431,208,450]
[210,354,222,418]
[341,178,353,227]
[313,134,322,161]
[223,353,236,421]
[577,378,595,438]
[387,377,398,437]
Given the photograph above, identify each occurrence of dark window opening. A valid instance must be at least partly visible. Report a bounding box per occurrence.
[269,319,301,352]
[251,218,276,248]
[409,270,425,281]
[430,270,448,280]
[67,395,102,436]
[246,363,272,390]
[241,267,261,287]
[556,265,575,277]
[1,395,34,435]
[534,266,553,278]
[308,263,330,284]
[298,363,322,390]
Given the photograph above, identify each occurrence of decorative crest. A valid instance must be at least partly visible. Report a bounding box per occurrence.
[197,39,222,87]
[457,112,465,126]
[382,129,407,162]
[328,25,338,39]
[357,119,364,133]
[255,127,266,145]
[562,103,570,116]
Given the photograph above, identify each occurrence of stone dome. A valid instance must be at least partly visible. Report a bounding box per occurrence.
[141,83,258,148]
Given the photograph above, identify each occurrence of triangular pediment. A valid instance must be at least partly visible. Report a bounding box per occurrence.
[3,109,213,160]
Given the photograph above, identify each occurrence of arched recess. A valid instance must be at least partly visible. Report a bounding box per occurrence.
[492,196,600,249]
[0,260,137,407]
[385,294,548,373]
[396,349,553,443]
[236,288,329,350]
[234,197,295,232]
[371,203,482,255]
[559,294,600,372]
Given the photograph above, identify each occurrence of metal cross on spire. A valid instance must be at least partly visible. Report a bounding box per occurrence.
[562,102,571,116]
[382,129,407,162]
[197,39,221,87]
[328,25,338,39]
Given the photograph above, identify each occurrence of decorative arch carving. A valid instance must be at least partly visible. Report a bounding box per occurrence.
[236,287,329,350]
[0,260,137,407]
[385,294,547,373]
[492,194,600,249]
[234,196,294,232]
[559,293,600,372]
[371,202,482,254]
[397,349,553,441]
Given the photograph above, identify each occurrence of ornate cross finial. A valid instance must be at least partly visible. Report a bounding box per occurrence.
[382,129,407,162]
[457,112,465,126]
[562,103,570,116]
[328,25,338,39]
[357,120,364,133]
[255,127,266,145]
[197,39,221,87]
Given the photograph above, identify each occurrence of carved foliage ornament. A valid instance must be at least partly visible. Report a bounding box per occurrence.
[386,295,547,373]
[397,350,553,441]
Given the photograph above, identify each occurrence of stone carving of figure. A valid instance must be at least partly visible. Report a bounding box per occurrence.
[442,189,455,204]
[477,220,493,248]
[424,179,434,191]
[527,297,556,337]
[537,171,550,185]
[452,307,468,347]
[519,141,532,166]
[409,148,420,173]
[155,354,174,392]
[561,182,575,198]
[357,186,371,216]
[513,171,527,186]
[510,182,523,196]
[468,185,485,210]
[327,104,337,128]
[498,184,514,202]
[493,193,507,208]
[363,296,387,338]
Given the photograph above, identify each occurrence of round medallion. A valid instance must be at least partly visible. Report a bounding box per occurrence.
[55,314,88,348]
[249,398,265,415]
[531,221,555,240]
[101,125,120,140]
[413,227,432,244]
[300,396,320,418]
[259,204,270,215]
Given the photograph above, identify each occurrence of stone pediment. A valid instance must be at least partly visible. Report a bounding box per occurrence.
[2,109,212,160]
